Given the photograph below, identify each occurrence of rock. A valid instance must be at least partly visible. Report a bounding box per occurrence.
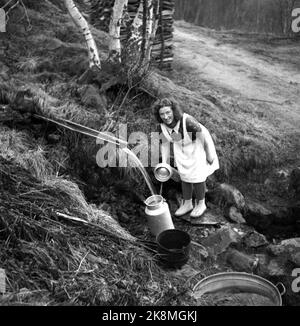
[278,238,300,249]
[268,238,300,256]
[225,249,258,273]
[244,200,273,230]
[266,259,287,277]
[212,183,246,210]
[224,206,246,224]
[289,167,300,197]
[243,230,268,248]
[201,226,241,257]
[255,253,269,267]
[290,252,300,267]
[268,238,300,268]
[190,210,222,226]
[173,206,224,226]
[78,85,107,112]
[268,244,284,256]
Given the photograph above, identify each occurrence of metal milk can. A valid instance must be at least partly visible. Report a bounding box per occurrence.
[144,195,175,236]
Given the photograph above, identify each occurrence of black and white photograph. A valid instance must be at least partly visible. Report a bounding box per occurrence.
[0,0,299,310]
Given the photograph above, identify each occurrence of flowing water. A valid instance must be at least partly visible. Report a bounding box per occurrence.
[122,148,157,196]
[35,115,157,196]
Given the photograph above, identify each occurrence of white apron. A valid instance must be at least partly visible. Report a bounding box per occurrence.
[160,113,219,183]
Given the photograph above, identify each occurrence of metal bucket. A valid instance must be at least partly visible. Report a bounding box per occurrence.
[156,229,191,269]
[192,272,285,306]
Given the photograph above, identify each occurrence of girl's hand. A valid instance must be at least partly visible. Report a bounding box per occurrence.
[205,146,215,165]
[207,158,214,165]
[203,129,216,165]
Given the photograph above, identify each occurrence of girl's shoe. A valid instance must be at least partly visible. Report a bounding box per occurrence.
[174,199,193,217]
[190,200,207,218]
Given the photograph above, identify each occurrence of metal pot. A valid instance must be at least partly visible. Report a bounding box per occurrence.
[192,272,285,306]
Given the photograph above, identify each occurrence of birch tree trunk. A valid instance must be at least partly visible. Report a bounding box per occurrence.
[144,0,154,58]
[128,0,144,48]
[108,0,128,62]
[127,0,157,73]
[64,0,101,69]
[144,0,159,66]
[123,0,144,81]
[117,0,159,80]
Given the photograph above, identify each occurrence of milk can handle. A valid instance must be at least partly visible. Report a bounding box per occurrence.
[276,282,286,296]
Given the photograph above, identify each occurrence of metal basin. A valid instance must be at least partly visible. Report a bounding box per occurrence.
[192,272,285,306]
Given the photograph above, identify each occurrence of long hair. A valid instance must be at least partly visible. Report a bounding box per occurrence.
[152,98,183,124]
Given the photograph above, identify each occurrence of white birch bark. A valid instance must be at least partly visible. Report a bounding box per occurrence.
[64,0,101,69]
[144,0,158,64]
[145,0,154,49]
[108,0,128,61]
[129,0,144,46]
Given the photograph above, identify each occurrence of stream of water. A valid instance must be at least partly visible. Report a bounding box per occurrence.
[35,115,157,197]
[122,148,157,196]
